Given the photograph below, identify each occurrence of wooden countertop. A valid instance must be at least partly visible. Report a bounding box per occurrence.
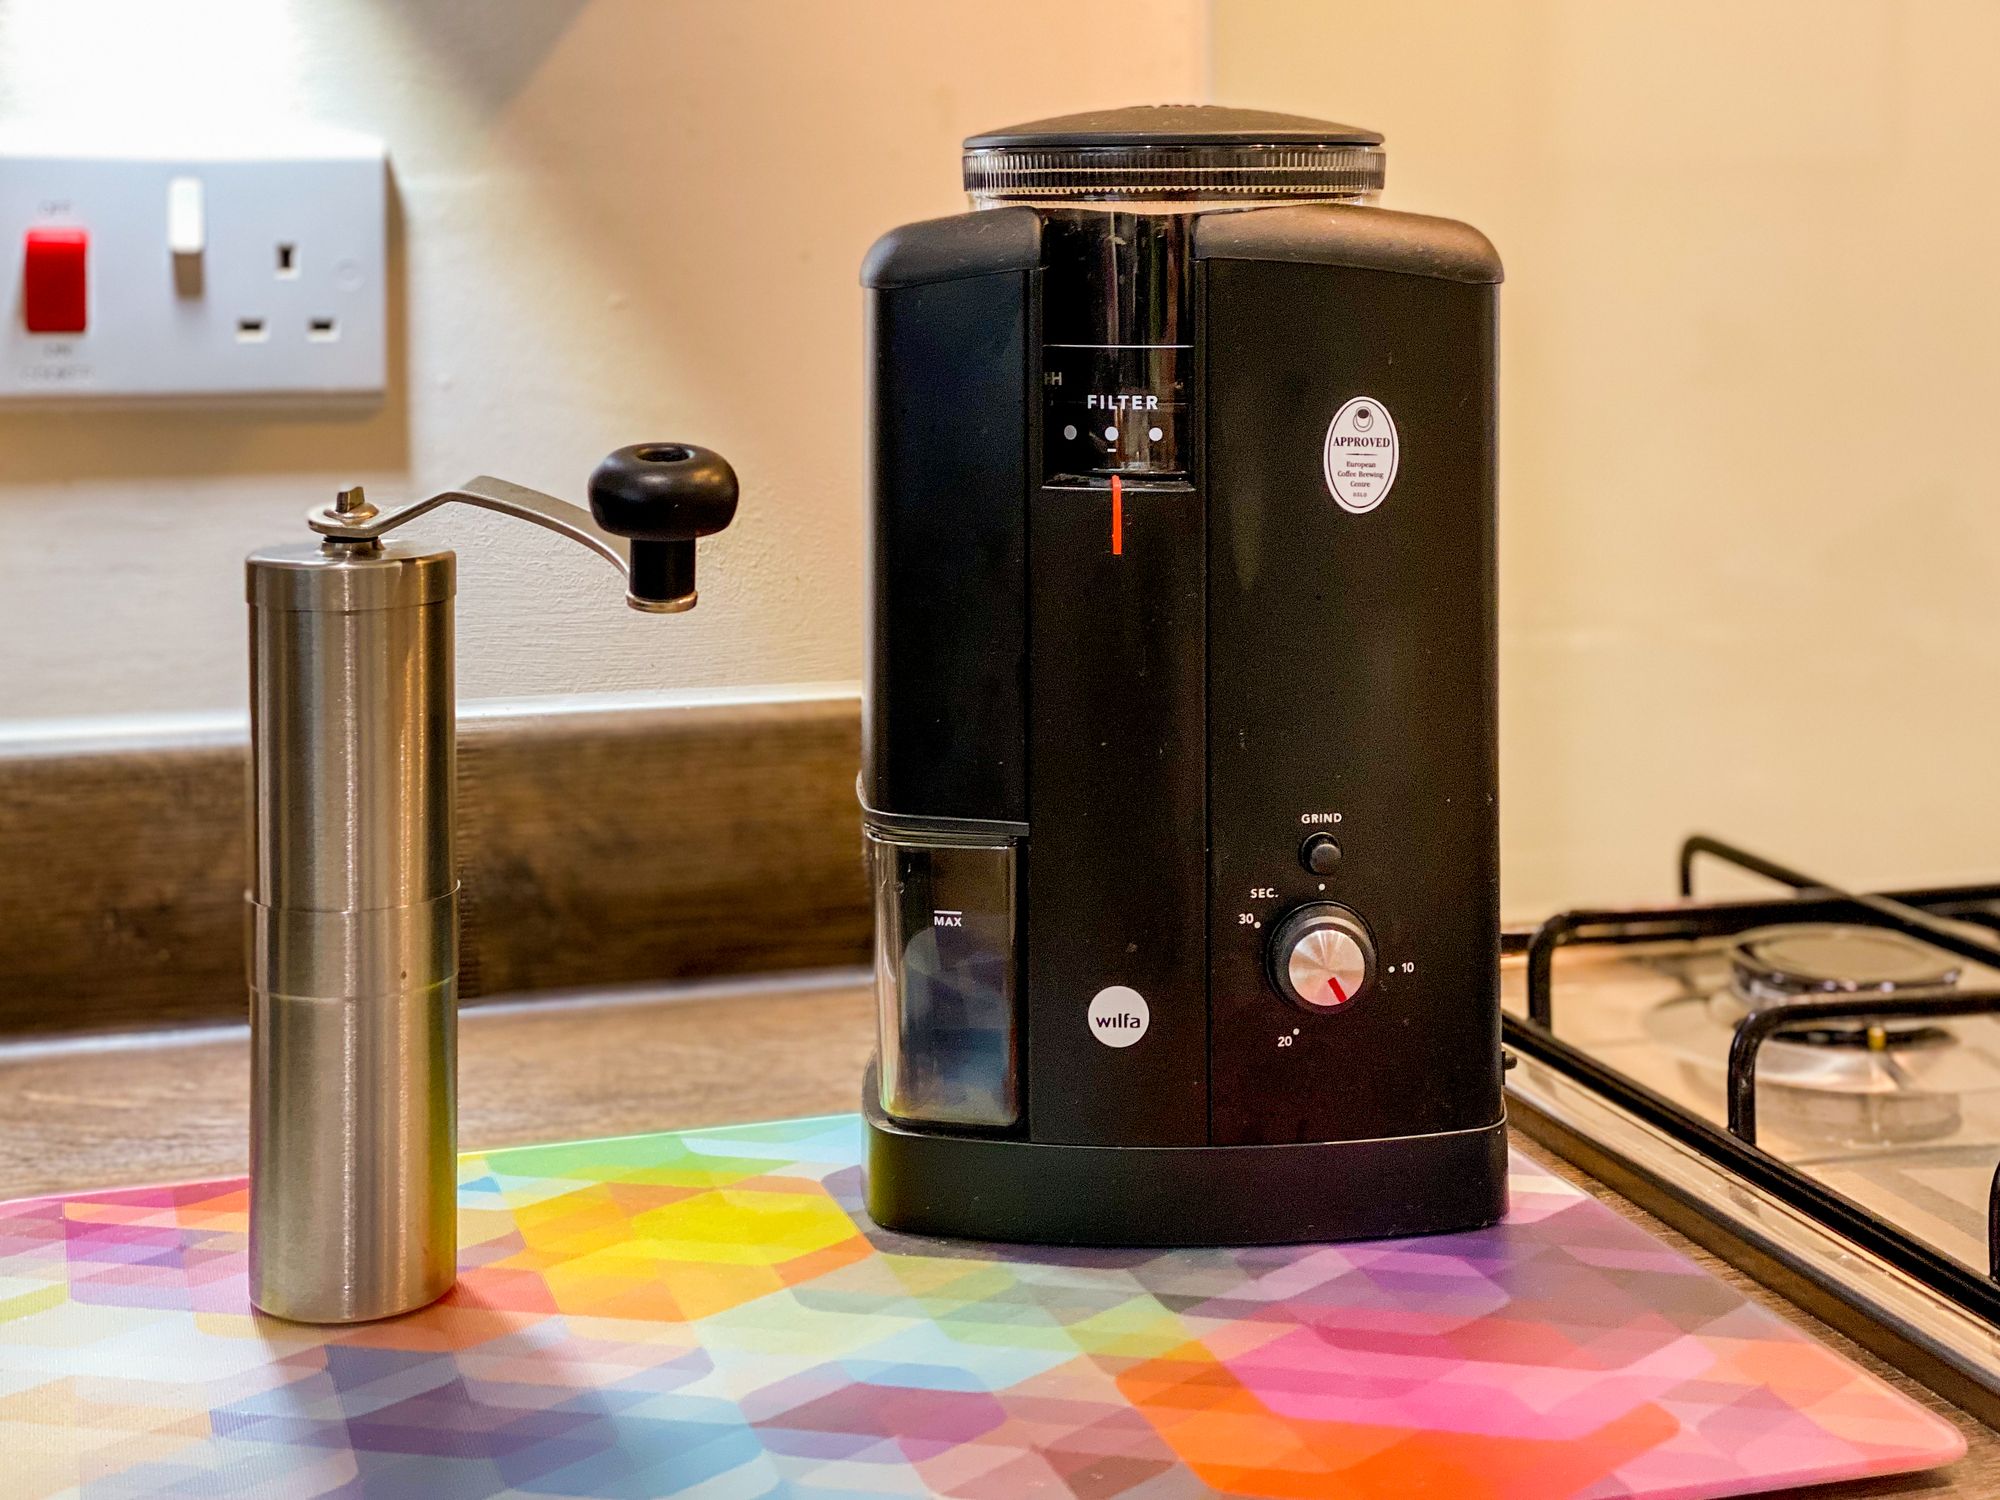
[1,971,1991,1497]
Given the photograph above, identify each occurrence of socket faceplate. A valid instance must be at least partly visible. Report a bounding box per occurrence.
[0,135,387,402]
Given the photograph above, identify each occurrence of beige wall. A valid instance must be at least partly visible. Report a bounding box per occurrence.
[0,0,1204,725]
[8,0,1996,921]
[1216,0,2000,915]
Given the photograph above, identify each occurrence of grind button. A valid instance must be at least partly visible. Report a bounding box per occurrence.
[1300,834,1342,875]
[1268,903,1375,1011]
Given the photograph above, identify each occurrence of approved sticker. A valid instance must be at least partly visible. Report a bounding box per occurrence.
[1323,396,1399,514]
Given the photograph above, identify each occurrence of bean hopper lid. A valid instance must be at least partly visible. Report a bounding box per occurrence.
[963,104,1386,202]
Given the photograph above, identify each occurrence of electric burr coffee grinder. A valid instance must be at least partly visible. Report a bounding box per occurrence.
[860,106,1506,1245]
[245,443,736,1322]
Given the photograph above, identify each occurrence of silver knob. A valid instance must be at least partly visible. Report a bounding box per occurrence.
[1269,903,1375,1011]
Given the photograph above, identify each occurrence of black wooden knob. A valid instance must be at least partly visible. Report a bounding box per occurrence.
[588,443,738,609]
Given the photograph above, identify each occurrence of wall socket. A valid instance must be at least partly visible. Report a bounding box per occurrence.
[0,132,386,402]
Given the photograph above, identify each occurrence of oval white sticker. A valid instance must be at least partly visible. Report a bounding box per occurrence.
[1087,986,1150,1048]
[1323,396,1399,513]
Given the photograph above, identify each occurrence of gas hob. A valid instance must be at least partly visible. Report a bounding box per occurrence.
[1503,834,2000,1421]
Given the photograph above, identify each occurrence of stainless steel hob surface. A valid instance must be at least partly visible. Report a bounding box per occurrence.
[1513,928,2000,1274]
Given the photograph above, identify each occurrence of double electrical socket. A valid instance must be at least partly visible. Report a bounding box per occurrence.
[0,131,386,402]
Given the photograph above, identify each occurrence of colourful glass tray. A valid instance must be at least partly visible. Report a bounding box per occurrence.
[0,1115,1965,1498]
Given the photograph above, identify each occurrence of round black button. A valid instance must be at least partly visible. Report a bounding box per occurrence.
[1300,834,1342,875]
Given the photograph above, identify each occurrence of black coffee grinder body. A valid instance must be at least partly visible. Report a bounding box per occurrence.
[861,107,1506,1245]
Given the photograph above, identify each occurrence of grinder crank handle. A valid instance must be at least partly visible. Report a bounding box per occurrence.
[306,442,739,613]
[588,443,739,612]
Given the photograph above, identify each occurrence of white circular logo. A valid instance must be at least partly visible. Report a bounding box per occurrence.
[1323,395,1400,513]
[1087,986,1149,1048]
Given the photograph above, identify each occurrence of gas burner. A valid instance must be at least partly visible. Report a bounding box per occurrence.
[1710,923,1963,1044]
[1643,922,1971,1147]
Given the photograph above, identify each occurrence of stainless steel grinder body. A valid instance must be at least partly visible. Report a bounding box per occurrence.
[246,539,458,1323]
[242,444,740,1324]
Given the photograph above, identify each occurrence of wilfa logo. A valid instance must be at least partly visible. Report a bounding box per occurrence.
[1086,986,1150,1048]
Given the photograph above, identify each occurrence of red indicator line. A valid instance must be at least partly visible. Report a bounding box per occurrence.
[1110,474,1123,556]
[1326,975,1349,1004]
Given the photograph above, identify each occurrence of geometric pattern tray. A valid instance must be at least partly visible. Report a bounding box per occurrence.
[0,1115,1964,1498]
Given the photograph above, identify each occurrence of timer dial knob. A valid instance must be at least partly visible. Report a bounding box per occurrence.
[1268,903,1375,1011]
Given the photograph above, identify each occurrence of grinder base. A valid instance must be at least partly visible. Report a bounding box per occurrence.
[861,1069,1508,1247]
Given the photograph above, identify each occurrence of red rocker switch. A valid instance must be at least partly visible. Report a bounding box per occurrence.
[23,228,88,335]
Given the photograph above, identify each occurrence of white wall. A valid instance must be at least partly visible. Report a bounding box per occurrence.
[1216,0,2000,914]
[0,0,1206,723]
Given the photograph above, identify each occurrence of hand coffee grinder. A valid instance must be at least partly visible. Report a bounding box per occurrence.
[244,443,736,1322]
